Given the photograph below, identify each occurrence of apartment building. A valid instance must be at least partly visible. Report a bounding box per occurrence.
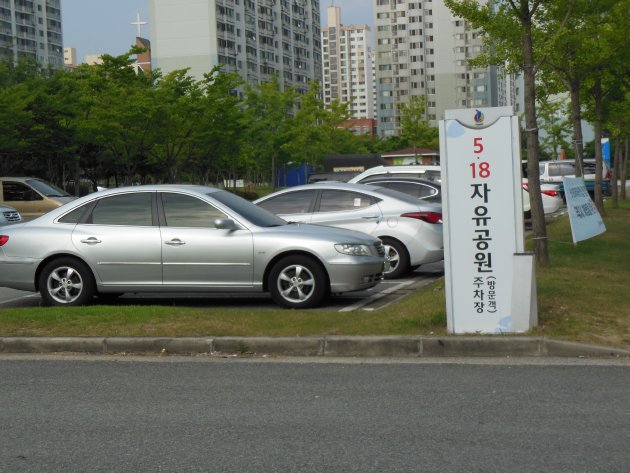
[0,0,63,69]
[373,0,500,136]
[149,0,322,94]
[321,5,374,120]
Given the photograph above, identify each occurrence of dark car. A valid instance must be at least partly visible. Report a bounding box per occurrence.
[362,176,441,203]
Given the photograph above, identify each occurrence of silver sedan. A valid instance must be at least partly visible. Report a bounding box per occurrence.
[0,185,387,309]
[254,182,444,279]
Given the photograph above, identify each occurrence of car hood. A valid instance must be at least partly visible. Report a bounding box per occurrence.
[269,222,380,244]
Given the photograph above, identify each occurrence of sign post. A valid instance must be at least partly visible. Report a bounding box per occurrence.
[439,107,537,334]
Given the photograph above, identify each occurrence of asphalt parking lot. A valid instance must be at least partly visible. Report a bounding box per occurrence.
[0,261,444,312]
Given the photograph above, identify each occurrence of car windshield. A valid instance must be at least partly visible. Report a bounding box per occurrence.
[26,179,71,197]
[211,190,287,227]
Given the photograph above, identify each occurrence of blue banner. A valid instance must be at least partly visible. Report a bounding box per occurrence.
[563,177,606,243]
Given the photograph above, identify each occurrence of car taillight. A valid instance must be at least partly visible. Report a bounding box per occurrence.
[541,190,559,197]
[0,235,8,246]
[402,212,443,224]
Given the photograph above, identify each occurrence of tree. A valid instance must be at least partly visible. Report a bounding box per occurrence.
[399,95,439,150]
[186,67,245,185]
[444,0,563,265]
[579,0,630,213]
[537,96,572,159]
[89,53,159,185]
[150,69,204,182]
[243,76,297,188]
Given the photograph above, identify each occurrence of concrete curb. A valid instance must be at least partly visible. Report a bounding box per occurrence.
[1,336,630,358]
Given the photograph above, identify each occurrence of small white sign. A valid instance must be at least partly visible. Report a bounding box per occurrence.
[563,177,606,243]
[440,108,531,334]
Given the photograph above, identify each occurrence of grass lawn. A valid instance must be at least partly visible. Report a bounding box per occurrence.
[0,200,628,348]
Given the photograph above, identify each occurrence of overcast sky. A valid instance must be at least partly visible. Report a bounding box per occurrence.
[61,0,374,64]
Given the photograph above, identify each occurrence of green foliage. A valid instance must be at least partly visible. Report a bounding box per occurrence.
[0,54,375,188]
[537,96,572,159]
[399,95,439,150]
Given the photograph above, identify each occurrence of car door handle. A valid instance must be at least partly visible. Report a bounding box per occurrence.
[165,238,186,246]
[80,237,102,245]
[362,216,380,220]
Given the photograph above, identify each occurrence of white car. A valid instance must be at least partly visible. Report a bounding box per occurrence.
[349,165,563,216]
[255,182,444,278]
[522,182,564,216]
[0,205,21,226]
[349,165,442,184]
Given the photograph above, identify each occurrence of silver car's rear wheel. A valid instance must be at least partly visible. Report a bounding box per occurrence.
[381,237,410,279]
[269,255,327,309]
[39,258,95,306]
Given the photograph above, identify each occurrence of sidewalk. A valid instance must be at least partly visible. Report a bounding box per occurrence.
[1,335,629,358]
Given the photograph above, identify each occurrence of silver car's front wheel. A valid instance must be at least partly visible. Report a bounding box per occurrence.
[269,256,327,309]
[39,258,95,306]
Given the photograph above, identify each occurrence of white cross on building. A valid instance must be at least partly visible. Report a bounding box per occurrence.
[131,12,147,37]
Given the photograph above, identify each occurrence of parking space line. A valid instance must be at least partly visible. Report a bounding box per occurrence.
[0,293,40,305]
[339,280,415,312]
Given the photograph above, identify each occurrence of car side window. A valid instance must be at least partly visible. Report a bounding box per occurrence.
[161,192,227,228]
[548,164,561,177]
[89,193,153,226]
[558,163,575,176]
[397,182,437,199]
[318,190,375,212]
[58,204,91,224]
[257,190,316,214]
[2,182,42,202]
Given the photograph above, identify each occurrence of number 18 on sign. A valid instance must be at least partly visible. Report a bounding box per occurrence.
[439,107,536,334]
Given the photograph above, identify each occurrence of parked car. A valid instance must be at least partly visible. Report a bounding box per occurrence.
[361,176,441,203]
[0,185,387,309]
[0,205,22,226]
[0,177,77,220]
[526,159,611,196]
[254,182,443,279]
[307,171,360,184]
[521,182,564,216]
[349,165,442,184]
[351,167,559,215]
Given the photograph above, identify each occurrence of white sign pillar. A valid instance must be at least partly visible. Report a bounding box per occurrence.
[439,107,536,334]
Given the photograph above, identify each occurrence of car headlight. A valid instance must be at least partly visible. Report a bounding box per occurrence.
[335,243,371,256]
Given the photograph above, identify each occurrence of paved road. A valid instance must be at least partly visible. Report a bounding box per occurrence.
[0,262,444,312]
[1,356,628,473]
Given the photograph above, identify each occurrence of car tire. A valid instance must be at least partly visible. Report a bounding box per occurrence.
[381,237,410,279]
[268,255,327,309]
[38,257,95,307]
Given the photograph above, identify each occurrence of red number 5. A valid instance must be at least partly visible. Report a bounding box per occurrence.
[473,137,483,153]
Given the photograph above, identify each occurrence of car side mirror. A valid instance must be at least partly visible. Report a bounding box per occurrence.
[214,218,237,230]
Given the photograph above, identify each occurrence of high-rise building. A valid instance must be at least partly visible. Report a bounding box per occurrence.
[373,0,501,136]
[149,0,322,94]
[321,5,374,120]
[0,0,63,69]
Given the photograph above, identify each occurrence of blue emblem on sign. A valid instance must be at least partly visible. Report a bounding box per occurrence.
[474,109,484,125]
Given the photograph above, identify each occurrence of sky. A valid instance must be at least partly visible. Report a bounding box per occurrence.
[60,0,374,64]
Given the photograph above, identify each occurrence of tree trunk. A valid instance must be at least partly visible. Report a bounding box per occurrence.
[591,77,605,215]
[522,14,549,266]
[568,80,584,177]
[611,135,620,207]
[621,135,628,200]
